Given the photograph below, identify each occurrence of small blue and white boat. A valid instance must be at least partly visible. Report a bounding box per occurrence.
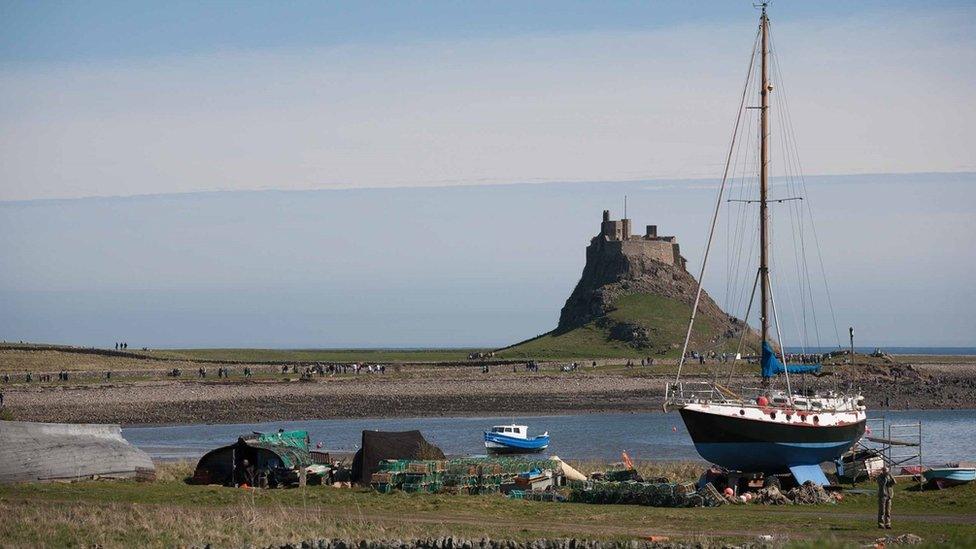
[484,424,549,454]
[923,464,976,489]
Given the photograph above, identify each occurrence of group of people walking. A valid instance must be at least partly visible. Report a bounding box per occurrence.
[685,350,737,364]
[278,362,386,377]
[623,358,656,367]
[3,371,72,383]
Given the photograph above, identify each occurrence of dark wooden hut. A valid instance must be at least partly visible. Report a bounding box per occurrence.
[191,433,317,487]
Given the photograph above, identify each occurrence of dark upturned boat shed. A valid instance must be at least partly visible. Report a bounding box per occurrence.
[351,430,445,484]
[192,434,315,487]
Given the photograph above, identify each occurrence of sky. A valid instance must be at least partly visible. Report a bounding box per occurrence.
[1,1,974,201]
[1,2,974,348]
[1,173,974,349]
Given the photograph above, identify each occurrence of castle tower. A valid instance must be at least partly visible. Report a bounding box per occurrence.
[601,210,624,240]
[592,210,684,269]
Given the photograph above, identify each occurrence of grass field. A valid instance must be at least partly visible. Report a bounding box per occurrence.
[2,341,972,378]
[139,348,479,363]
[0,344,481,374]
[498,294,747,360]
[0,461,973,548]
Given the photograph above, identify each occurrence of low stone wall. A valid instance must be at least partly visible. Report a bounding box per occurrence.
[251,538,722,549]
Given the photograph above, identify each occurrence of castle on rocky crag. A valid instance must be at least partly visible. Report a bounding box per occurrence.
[554,209,691,332]
[595,210,686,270]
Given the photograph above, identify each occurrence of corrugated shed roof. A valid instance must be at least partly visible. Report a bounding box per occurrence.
[242,439,314,469]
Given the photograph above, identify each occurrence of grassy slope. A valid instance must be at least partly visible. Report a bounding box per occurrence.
[499,294,740,360]
[0,465,973,548]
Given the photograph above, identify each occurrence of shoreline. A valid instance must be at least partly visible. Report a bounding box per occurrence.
[4,347,976,426]
[7,371,976,426]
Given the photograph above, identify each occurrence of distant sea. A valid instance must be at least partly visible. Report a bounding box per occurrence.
[784,346,976,356]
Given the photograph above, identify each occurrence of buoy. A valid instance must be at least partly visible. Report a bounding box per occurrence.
[757,396,769,407]
[723,487,734,498]
[672,426,678,432]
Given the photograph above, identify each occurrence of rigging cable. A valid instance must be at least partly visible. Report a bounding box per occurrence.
[770,35,818,350]
[727,268,760,384]
[769,32,842,348]
[674,24,762,383]
[767,260,794,400]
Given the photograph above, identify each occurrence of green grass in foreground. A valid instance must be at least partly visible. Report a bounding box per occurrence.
[499,294,743,360]
[0,464,973,548]
[139,348,478,363]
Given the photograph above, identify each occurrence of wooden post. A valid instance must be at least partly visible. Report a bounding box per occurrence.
[849,326,855,365]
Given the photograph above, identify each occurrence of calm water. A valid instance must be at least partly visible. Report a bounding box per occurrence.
[124,409,976,465]
[784,347,976,356]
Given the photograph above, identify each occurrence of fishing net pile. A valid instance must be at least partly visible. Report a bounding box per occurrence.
[508,489,565,502]
[786,482,834,504]
[568,480,719,508]
[753,482,835,505]
[371,457,560,495]
[447,457,558,475]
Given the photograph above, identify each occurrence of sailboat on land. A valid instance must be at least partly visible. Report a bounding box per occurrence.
[665,4,866,485]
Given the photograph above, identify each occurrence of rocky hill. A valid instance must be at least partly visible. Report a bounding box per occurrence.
[500,211,756,359]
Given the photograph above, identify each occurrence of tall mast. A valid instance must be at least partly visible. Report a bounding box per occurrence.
[759,4,771,351]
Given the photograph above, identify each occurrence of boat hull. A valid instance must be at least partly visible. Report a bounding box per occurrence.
[923,468,976,489]
[679,408,865,473]
[483,432,549,454]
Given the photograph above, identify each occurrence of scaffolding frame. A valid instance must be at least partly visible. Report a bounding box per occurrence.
[857,416,923,486]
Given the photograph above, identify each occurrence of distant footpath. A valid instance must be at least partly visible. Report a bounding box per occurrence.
[1,344,975,425]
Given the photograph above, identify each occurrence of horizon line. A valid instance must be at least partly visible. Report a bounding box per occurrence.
[5,342,975,352]
[2,169,973,206]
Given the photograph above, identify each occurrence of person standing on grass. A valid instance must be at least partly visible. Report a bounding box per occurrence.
[877,465,896,529]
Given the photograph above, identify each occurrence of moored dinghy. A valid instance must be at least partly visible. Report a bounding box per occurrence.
[484,424,549,454]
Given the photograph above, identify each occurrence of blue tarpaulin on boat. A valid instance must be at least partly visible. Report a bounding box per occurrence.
[789,464,830,486]
[761,341,822,378]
